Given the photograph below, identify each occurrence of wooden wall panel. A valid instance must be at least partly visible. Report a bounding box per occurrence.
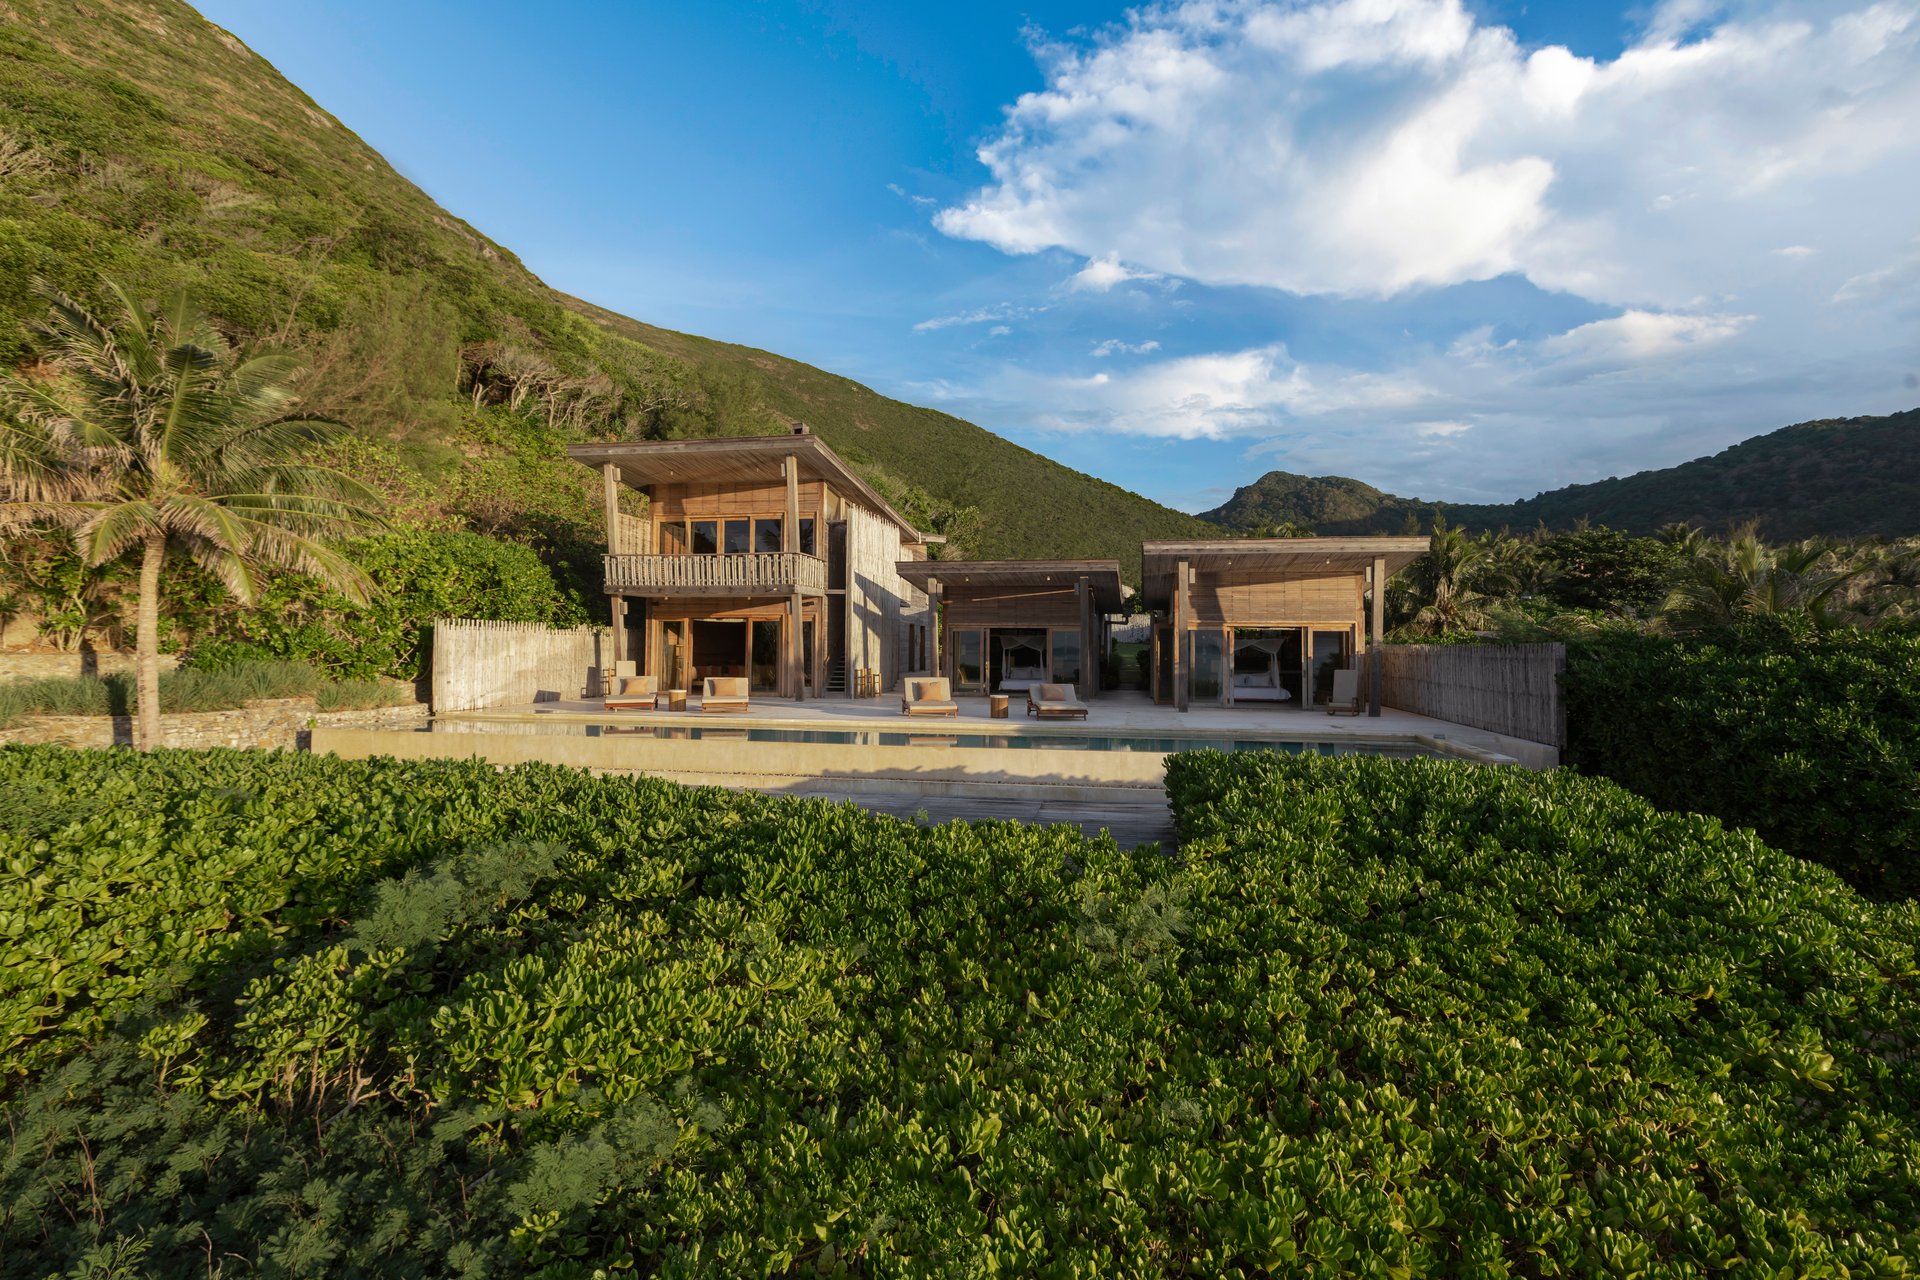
[1189,572,1365,627]
[651,480,825,522]
[944,586,1080,628]
[648,598,819,622]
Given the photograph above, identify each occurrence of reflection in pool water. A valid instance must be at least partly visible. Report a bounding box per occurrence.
[428,720,1431,757]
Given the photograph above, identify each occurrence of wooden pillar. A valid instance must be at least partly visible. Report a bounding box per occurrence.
[1075,576,1094,700]
[788,592,805,701]
[610,594,626,667]
[928,577,942,678]
[783,455,800,553]
[1173,560,1190,712]
[601,462,621,556]
[1369,556,1386,717]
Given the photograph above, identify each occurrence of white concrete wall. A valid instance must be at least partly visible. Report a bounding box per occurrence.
[431,619,614,712]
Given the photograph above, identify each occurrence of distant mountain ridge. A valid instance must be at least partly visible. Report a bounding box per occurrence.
[1200,410,1920,541]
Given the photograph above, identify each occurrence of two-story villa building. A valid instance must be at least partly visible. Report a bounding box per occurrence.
[565,429,933,700]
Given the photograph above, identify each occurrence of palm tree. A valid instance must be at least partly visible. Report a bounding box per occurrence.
[0,281,383,749]
[1656,525,1862,637]
[1392,515,1497,635]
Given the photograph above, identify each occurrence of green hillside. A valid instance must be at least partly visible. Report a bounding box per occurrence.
[0,0,1212,580]
[1203,409,1920,540]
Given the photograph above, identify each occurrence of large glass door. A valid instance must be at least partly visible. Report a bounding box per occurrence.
[1308,628,1351,709]
[750,619,781,692]
[1189,628,1226,705]
[952,628,985,693]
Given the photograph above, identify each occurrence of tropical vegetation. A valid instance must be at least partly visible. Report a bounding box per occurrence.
[4,745,1917,1275]
[0,282,382,748]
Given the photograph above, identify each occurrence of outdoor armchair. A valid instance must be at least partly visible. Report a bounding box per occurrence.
[1026,682,1089,720]
[901,676,959,717]
[1326,667,1364,715]
[701,676,751,713]
[604,674,659,712]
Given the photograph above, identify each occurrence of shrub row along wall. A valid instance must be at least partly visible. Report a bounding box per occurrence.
[1364,642,1566,747]
[429,618,613,713]
[1564,629,1920,900]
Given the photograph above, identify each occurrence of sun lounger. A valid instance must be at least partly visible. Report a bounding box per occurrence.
[901,676,959,717]
[701,676,751,713]
[1325,667,1363,715]
[1026,682,1089,720]
[604,674,659,712]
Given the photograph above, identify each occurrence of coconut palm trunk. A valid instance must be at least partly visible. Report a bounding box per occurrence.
[135,532,165,750]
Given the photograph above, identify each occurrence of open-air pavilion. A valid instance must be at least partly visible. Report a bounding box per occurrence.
[1140,537,1430,716]
[894,559,1126,702]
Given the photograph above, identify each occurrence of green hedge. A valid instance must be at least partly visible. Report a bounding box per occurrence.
[4,747,1918,1275]
[0,660,410,730]
[1564,628,1920,898]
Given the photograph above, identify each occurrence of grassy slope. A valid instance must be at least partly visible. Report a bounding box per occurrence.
[1202,409,1920,540]
[0,0,1213,580]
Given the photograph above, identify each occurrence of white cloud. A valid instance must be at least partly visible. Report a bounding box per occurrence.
[934,0,1920,307]
[1416,421,1473,438]
[1069,254,1162,292]
[1774,245,1819,258]
[1832,241,1920,304]
[886,181,938,208]
[912,303,1041,332]
[1090,337,1162,357]
[987,325,1013,337]
[1538,309,1752,360]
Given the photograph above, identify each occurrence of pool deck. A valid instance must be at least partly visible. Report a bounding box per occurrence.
[450,690,1555,769]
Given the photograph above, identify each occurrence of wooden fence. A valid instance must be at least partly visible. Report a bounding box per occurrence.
[1363,642,1566,748]
[430,619,614,713]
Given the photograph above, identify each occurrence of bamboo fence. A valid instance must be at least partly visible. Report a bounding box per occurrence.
[1364,642,1566,748]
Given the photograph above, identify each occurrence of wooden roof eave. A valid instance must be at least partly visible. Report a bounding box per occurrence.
[894,559,1127,613]
[564,436,927,544]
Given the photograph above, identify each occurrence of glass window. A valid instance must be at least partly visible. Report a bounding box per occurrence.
[755,519,784,553]
[723,519,751,555]
[659,521,687,555]
[1189,628,1225,704]
[690,521,718,555]
[953,629,984,692]
[1049,628,1082,687]
[798,517,816,556]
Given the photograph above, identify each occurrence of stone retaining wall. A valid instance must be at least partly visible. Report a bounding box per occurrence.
[0,698,428,751]
[0,650,180,683]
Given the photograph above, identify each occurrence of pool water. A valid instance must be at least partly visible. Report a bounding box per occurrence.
[429,720,1431,757]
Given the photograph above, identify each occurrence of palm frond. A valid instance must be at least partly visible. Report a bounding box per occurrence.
[74,500,162,567]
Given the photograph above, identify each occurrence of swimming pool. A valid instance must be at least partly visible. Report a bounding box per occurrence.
[426,719,1434,757]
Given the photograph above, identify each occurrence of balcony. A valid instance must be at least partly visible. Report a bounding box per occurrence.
[603,552,828,596]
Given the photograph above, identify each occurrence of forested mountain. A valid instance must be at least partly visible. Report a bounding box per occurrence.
[1201,409,1920,540]
[0,0,1214,580]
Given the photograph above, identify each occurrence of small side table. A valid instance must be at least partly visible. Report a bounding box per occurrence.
[665,689,688,712]
[989,693,1010,719]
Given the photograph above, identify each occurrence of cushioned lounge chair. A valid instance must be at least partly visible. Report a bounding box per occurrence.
[1325,668,1364,716]
[604,674,659,712]
[701,676,751,713]
[1026,682,1089,720]
[901,676,959,718]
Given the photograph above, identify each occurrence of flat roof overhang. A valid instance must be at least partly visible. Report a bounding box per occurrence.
[894,559,1127,614]
[566,435,926,544]
[1139,537,1429,611]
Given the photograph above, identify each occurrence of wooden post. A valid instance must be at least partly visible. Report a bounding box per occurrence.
[1369,556,1386,717]
[1075,576,1094,700]
[1173,560,1190,712]
[788,592,804,701]
[610,594,626,667]
[928,577,942,678]
[601,462,621,556]
[783,455,800,554]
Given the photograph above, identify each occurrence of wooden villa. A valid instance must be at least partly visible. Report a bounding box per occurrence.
[565,429,934,700]
[1139,537,1429,716]
[893,560,1125,702]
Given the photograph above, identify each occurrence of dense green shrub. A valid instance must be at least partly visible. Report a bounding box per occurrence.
[6,747,1920,1275]
[183,529,587,681]
[0,660,351,729]
[1564,626,1920,898]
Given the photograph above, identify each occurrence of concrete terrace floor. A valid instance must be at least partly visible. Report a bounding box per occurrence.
[462,689,1549,765]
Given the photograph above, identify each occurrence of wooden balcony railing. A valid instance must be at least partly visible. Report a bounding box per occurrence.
[603,552,828,595]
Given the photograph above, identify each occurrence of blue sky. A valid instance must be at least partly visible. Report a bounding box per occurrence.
[196,0,1920,514]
